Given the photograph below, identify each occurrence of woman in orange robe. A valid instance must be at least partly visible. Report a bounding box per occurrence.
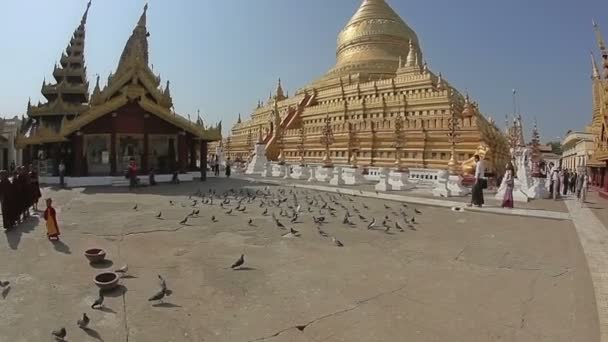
[43,198,60,241]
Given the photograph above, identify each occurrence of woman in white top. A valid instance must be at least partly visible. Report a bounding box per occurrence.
[470,155,485,207]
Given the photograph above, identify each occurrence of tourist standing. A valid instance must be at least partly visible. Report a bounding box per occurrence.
[149,168,157,186]
[43,198,60,241]
[214,155,220,176]
[501,163,515,209]
[562,169,569,196]
[225,157,232,178]
[127,159,138,190]
[579,170,590,205]
[0,171,15,230]
[570,171,577,194]
[58,160,66,188]
[29,168,42,211]
[552,167,561,200]
[470,155,485,207]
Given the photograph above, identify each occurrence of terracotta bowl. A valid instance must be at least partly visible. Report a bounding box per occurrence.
[94,272,119,291]
[85,248,106,263]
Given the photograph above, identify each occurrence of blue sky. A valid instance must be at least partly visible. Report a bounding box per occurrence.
[1,0,607,142]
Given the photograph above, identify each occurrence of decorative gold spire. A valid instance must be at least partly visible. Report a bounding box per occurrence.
[406,40,416,66]
[591,51,601,79]
[593,19,606,52]
[116,3,150,74]
[461,94,475,117]
[164,80,171,97]
[237,113,242,124]
[275,78,286,101]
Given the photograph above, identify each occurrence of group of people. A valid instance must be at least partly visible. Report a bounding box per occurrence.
[550,165,590,202]
[472,156,592,209]
[209,155,231,178]
[0,165,42,231]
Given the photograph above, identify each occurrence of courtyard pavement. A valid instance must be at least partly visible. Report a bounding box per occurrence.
[0,176,602,341]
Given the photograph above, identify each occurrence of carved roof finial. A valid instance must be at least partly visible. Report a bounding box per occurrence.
[275,78,285,100]
[406,39,416,67]
[164,80,171,97]
[593,19,606,52]
[591,50,601,79]
[81,0,92,25]
[237,113,242,124]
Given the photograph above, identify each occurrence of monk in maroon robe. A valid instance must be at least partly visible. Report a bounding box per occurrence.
[0,171,15,230]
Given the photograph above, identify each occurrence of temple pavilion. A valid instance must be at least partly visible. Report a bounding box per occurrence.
[589,20,608,197]
[214,0,509,176]
[16,2,220,178]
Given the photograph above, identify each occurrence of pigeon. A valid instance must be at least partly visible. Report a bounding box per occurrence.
[248,219,254,226]
[384,224,390,233]
[332,236,344,247]
[275,219,285,229]
[384,215,390,221]
[148,288,167,303]
[342,214,350,225]
[91,290,104,309]
[411,217,416,224]
[238,206,246,212]
[211,215,217,222]
[0,280,9,288]
[408,224,417,231]
[362,204,369,210]
[358,214,367,221]
[226,209,233,215]
[317,227,329,237]
[179,216,189,225]
[384,204,391,210]
[290,214,298,223]
[290,227,300,235]
[414,208,422,214]
[193,209,200,216]
[169,200,174,206]
[367,218,376,230]
[395,222,405,232]
[158,275,167,291]
[156,211,162,219]
[402,203,408,208]
[235,204,241,211]
[262,208,268,215]
[231,254,245,269]
[115,264,128,275]
[77,313,90,329]
[133,204,138,210]
[52,327,67,341]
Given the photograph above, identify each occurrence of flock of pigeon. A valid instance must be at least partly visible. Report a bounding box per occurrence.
[20,184,423,341]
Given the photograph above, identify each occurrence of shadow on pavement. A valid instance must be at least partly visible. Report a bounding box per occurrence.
[5,215,39,250]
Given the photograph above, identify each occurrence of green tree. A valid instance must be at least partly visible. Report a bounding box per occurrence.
[547,141,562,154]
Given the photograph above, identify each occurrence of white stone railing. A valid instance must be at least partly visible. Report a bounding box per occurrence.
[363,167,440,185]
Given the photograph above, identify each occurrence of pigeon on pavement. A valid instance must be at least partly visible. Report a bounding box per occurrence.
[51,327,67,341]
[231,254,245,269]
[77,313,90,329]
[91,290,104,309]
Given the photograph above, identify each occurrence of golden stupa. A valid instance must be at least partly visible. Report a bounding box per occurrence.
[213,0,509,175]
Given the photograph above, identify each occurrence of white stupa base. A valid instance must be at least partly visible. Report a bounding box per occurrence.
[446,175,469,196]
[291,165,310,180]
[262,162,272,178]
[245,144,268,175]
[432,174,450,197]
[375,168,393,191]
[271,163,286,178]
[307,167,317,182]
[388,170,414,191]
[525,177,551,199]
[343,167,365,185]
[316,166,333,183]
[329,166,345,186]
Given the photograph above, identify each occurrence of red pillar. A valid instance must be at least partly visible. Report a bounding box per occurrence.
[73,133,84,177]
[110,132,117,176]
[177,132,187,172]
[142,132,149,174]
[200,140,208,181]
[189,136,196,170]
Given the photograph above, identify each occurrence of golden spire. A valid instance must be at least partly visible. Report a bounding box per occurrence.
[275,78,286,100]
[406,39,416,66]
[593,19,606,52]
[237,113,242,124]
[591,51,601,79]
[116,3,150,73]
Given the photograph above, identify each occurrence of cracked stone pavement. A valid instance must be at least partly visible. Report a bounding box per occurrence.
[0,178,600,341]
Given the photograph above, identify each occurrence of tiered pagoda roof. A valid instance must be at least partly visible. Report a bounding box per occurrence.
[28,1,91,117]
